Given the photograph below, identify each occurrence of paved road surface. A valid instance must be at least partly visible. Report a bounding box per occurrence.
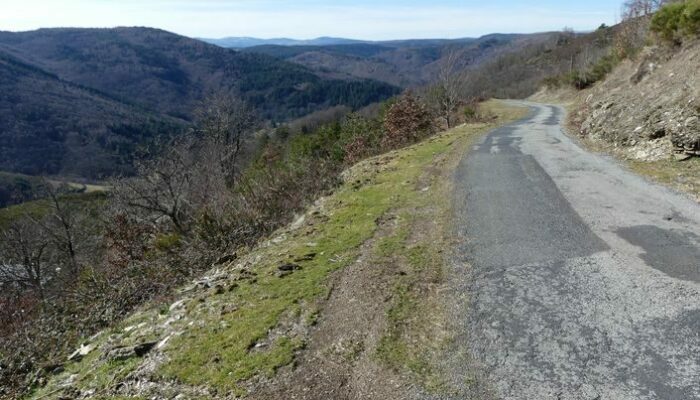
[451,101,700,399]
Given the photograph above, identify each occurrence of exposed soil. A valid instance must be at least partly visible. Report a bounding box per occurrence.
[250,214,420,400]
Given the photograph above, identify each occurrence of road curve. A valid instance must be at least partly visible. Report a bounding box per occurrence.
[451,101,700,400]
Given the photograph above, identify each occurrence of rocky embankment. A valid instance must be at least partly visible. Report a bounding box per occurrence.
[570,41,699,161]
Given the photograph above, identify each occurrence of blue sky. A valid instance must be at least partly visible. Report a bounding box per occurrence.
[0,0,622,40]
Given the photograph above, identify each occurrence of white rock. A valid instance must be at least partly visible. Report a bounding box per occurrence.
[68,343,94,361]
[169,299,185,312]
[157,334,172,350]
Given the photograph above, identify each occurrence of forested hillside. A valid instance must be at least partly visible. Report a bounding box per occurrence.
[236,29,621,101]
[0,26,624,180]
[457,25,619,98]
[0,28,398,178]
[0,28,398,121]
[0,50,185,178]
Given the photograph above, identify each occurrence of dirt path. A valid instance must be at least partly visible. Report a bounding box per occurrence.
[450,101,700,399]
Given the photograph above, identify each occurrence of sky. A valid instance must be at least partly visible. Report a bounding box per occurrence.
[0,0,622,40]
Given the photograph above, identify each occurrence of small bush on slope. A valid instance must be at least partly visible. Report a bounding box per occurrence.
[382,92,436,148]
[651,0,700,42]
[681,0,700,35]
[651,2,688,42]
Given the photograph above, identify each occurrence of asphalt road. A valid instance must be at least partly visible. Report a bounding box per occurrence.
[450,101,700,400]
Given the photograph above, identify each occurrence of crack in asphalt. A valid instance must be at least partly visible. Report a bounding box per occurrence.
[450,102,700,400]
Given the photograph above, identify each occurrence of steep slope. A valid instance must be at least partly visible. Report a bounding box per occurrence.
[459,27,617,99]
[27,103,527,400]
[0,28,399,122]
[572,41,700,159]
[0,50,184,178]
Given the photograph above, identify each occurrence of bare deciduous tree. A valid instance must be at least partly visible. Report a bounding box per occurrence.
[0,219,52,302]
[42,184,80,278]
[194,93,259,186]
[430,51,468,129]
[623,0,669,19]
[114,144,196,234]
[113,93,259,235]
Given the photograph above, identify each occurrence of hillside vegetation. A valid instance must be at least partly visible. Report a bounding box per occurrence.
[24,101,526,400]
[0,28,398,121]
[0,50,186,178]
[0,82,497,398]
[238,29,631,103]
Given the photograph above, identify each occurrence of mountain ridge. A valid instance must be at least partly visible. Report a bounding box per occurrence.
[200,34,537,49]
[236,33,558,87]
[200,36,367,48]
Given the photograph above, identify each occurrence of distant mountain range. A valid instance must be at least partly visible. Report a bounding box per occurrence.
[199,36,507,49]
[231,33,556,87]
[200,36,368,48]
[215,29,617,107]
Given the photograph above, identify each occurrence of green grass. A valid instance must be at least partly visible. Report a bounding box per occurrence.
[159,140,433,391]
[0,191,107,229]
[628,157,700,200]
[373,101,528,391]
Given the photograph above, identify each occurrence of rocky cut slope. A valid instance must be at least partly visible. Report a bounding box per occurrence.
[571,40,700,160]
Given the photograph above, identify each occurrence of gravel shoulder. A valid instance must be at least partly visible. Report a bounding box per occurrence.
[449,101,700,400]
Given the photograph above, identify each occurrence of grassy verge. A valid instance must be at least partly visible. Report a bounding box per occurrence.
[29,101,527,399]
[627,157,700,201]
[0,191,107,228]
[372,101,528,390]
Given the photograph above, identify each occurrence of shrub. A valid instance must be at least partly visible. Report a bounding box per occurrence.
[589,54,620,80]
[463,106,478,121]
[680,0,700,35]
[542,53,620,91]
[651,0,700,42]
[340,113,382,164]
[382,93,436,148]
[651,2,686,42]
